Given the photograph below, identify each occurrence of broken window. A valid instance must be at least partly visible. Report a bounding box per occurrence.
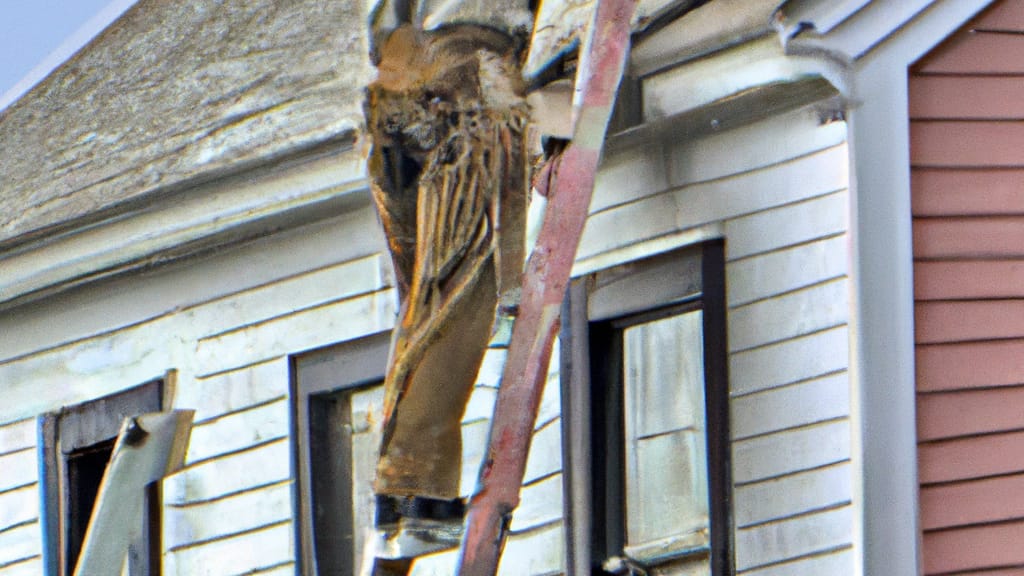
[562,242,733,575]
[40,379,163,576]
[292,332,390,576]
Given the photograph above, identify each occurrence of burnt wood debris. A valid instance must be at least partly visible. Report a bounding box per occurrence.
[363,0,635,572]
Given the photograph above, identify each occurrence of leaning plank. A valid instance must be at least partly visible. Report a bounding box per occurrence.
[74,410,193,576]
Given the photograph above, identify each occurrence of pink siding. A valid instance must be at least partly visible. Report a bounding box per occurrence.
[912,2,1024,573]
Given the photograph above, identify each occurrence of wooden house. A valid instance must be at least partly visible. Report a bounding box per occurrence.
[0,0,1016,575]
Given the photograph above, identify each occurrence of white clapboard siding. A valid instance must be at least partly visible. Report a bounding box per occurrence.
[0,556,43,576]
[510,473,565,531]
[0,419,34,455]
[728,278,848,352]
[163,520,294,576]
[164,438,291,504]
[175,359,289,423]
[185,398,290,465]
[586,104,853,575]
[724,190,848,261]
[732,420,850,485]
[499,521,565,576]
[580,145,848,261]
[0,522,41,570]
[195,288,396,377]
[740,547,853,576]
[164,480,293,550]
[731,372,850,440]
[734,505,853,572]
[726,234,848,308]
[523,418,564,485]
[666,109,847,188]
[0,204,385,365]
[0,485,38,536]
[183,253,391,345]
[733,462,852,528]
[0,450,36,494]
[729,326,849,397]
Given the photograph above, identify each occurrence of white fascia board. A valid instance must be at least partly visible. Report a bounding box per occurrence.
[0,145,369,310]
[642,34,851,123]
[840,1,996,576]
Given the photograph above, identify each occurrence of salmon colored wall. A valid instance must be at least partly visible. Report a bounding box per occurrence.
[911,1,1024,573]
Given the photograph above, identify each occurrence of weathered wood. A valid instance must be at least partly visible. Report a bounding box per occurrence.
[726,235,848,308]
[0,0,370,247]
[732,420,850,484]
[917,385,1024,441]
[920,473,1024,531]
[734,505,853,572]
[729,325,849,397]
[725,191,848,261]
[732,372,850,441]
[734,462,851,528]
[195,288,396,376]
[728,278,848,353]
[922,519,1024,575]
[164,480,292,550]
[73,410,193,576]
[163,438,291,504]
[918,429,1024,485]
[163,521,294,576]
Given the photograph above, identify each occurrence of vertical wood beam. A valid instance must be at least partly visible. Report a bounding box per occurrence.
[456,0,638,572]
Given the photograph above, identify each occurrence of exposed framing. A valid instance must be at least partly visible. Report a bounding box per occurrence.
[561,241,732,575]
[290,330,391,576]
[39,379,163,576]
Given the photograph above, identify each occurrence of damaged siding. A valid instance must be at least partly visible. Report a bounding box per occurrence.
[584,102,853,575]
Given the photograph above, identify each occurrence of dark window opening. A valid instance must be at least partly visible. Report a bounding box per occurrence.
[66,438,116,573]
[292,332,390,576]
[41,379,163,576]
[562,242,733,576]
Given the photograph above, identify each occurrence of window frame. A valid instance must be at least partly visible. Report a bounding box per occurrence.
[561,241,733,575]
[291,330,391,576]
[39,379,164,576]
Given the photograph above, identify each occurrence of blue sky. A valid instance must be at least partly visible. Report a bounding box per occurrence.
[0,0,136,110]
